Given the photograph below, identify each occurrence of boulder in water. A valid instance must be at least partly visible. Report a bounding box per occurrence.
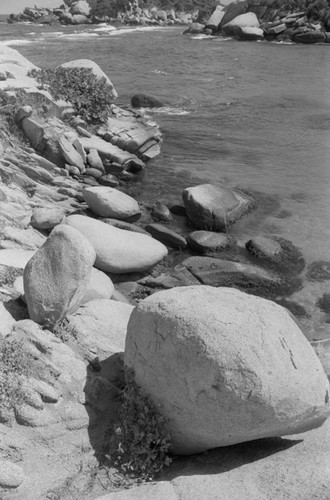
[222,12,260,36]
[125,286,330,455]
[131,94,164,109]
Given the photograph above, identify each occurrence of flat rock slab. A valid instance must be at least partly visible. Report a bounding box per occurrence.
[66,214,168,274]
[0,249,36,269]
[145,224,187,248]
[187,231,232,252]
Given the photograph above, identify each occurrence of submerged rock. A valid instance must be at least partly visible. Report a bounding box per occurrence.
[145,223,187,249]
[131,94,164,108]
[245,236,305,274]
[182,184,254,231]
[125,286,330,455]
[306,261,330,282]
[187,231,233,253]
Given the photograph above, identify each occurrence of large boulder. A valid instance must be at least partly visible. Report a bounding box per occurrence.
[222,12,260,36]
[205,5,225,31]
[65,214,168,274]
[23,225,96,328]
[70,0,91,16]
[125,286,330,455]
[219,1,248,29]
[82,268,114,304]
[182,184,254,231]
[82,186,141,221]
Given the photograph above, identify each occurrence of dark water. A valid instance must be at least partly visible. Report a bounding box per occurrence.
[1,22,330,338]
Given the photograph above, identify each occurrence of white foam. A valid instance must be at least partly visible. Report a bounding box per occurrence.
[110,25,170,36]
[143,106,190,116]
[58,32,99,39]
[93,25,117,32]
[2,39,34,46]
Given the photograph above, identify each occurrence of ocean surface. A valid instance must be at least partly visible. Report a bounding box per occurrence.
[1,20,330,339]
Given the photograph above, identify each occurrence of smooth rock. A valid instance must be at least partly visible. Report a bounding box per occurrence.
[125,286,330,455]
[187,231,232,252]
[0,460,25,489]
[151,201,173,222]
[59,136,85,172]
[182,184,253,231]
[219,1,248,29]
[66,299,134,355]
[101,218,149,235]
[84,167,103,179]
[0,249,35,269]
[66,214,168,273]
[205,5,225,30]
[131,94,164,108]
[24,225,96,328]
[145,223,187,249]
[245,236,305,274]
[237,26,264,40]
[30,207,66,230]
[82,267,114,304]
[87,148,105,172]
[83,186,141,220]
[0,302,16,337]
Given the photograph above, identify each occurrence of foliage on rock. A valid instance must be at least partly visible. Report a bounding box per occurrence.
[0,337,31,410]
[28,67,114,124]
[110,368,172,481]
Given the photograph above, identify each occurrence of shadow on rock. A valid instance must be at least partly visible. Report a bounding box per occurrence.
[162,437,303,479]
[83,352,125,461]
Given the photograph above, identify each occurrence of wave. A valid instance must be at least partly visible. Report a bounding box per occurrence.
[92,24,117,32]
[142,106,190,116]
[1,39,34,46]
[57,32,99,39]
[110,25,171,36]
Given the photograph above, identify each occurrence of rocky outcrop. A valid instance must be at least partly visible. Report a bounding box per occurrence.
[125,286,330,455]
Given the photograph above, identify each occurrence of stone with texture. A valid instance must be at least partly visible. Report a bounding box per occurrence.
[81,267,114,304]
[0,460,25,489]
[24,225,96,328]
[87,148,105,172]
[66,214,168,273]
[30,207,66,230]
[66,299,134,355]
[95,482,178,500]
[59,136,85,172]
[70,0,90,16]
[0,302,16,337]
[145,224,187,249]
[182,184,253,231]
[125,286,330,455]
[206,5,225,30]
[0,249,35,269]
[187,231,232,252]
[222,12,260,36]
[83,186,141,220]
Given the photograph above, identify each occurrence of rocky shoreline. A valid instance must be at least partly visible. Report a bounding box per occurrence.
[0,43,330,499]
[7,0,330,44]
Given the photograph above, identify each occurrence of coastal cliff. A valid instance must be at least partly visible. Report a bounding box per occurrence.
[0,43,330,500]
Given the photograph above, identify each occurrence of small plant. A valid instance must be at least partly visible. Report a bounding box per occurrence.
[0,337,31,410]
[28,67,115,124]
[110,368,172,481]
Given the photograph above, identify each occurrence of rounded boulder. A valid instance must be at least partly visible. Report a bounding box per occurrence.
[83,186,141,221]
[125,286,330,455]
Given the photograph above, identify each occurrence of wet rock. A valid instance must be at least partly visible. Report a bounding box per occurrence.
[151,202,173,222]
[83,186,141,221]
[145,223,187,249]
[292,31,326,44]
[187,231,233,253]
[24,225,96,328]
[131,94,164,109]
[0,460,25,488]
[306,261,330,282]
[316,293,330,314]
[98,174,119,188]
[125,286,330,455]
[170,204,186,216]
[245,236,305,274]
[66,214,168,274]
[182,184,254,231]
[236,26,264,40]
[30,207,66,230]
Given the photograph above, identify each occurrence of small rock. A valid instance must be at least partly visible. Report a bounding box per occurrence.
[145,223,187,249]
[98,174,119,187]
[246,236,305,274]
[101,218,149,235]
[87,148,105,173]
[170,204,186,216]
[0,460,25,489]
[151,202,173,222]
[84,167,103,179]
[15,105,33,124]
[187,231,232,252]
[30,207,66,230]
[59,136,85,172]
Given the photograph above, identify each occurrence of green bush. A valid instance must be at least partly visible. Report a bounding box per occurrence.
[0,337,31,410]
[28,67,115,124]
[110,368,172,481]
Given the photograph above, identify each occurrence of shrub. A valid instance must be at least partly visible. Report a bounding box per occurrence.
[110,368,172,481]
[28,67,115,124]
[0,337,31,410]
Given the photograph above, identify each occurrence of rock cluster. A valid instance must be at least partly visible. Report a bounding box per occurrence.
[185,0,330,44]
